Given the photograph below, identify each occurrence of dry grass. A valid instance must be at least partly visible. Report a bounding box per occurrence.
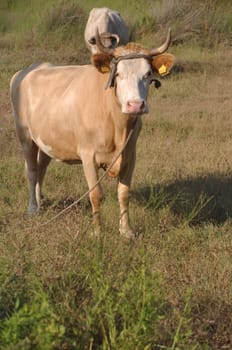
[1,1,232,349]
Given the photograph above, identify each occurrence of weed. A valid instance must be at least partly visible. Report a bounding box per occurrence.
[84,247,165,349]
[0,291,65,350]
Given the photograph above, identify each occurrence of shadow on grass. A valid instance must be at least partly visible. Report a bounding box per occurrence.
[41,196,90,212]
[132,173,232,226]
[38,174,232,226]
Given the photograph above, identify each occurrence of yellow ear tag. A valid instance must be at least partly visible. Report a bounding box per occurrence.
[158,64,167,75]
[101,66,110,73]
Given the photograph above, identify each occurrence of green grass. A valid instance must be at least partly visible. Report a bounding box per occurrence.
[1,228,210,349]
[1,0,232,349]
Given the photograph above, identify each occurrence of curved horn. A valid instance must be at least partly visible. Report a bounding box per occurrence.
[100,32,120,47]
[95,29,117,55]
[149,28,172,56]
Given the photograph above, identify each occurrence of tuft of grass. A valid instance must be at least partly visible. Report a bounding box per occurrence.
[131,0,232,48]
[36,0,87,43]
[0,291,65,350]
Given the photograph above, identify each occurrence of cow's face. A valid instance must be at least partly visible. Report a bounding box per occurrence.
[92,52,174,115]
[115,58,152,114]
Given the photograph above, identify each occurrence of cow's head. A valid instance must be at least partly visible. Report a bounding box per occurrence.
[92,29,175,115]
[88,32,120,54]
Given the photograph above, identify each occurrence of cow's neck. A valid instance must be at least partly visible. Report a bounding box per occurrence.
[104,112,140,178]
[108,88,139,146]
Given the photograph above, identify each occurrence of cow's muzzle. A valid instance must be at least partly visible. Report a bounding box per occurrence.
[126,100,145,114]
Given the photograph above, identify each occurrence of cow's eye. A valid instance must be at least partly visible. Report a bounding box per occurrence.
[143,71,152,80]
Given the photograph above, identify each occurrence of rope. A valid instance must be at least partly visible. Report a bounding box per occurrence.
[39,127,135,227]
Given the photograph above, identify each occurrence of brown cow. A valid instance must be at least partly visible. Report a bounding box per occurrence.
[10,30,174,238]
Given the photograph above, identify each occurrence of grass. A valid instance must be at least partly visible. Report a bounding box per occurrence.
[1,0,232,349]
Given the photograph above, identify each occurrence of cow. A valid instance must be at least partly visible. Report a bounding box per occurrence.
[10,29,174,238]
[84,7,130,54]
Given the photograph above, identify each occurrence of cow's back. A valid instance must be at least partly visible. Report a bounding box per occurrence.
[11,63,96,122]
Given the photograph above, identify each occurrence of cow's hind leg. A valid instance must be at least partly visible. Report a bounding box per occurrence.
[36,150,51,205]
[22,140,39,215]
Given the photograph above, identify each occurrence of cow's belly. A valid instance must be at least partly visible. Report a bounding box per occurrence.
[32,132,80,161]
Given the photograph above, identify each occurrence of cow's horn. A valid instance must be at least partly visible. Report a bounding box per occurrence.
[100,32,120,48]
[95,29,117,55]
[149,28,171,56]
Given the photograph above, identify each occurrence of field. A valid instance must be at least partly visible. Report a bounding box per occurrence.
[0,0,232,349]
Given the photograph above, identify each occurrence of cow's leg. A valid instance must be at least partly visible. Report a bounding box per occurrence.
[118,150,136,239]
[118,119,142,238]
[118,182,134,239]
[22,140,39,215]
[82,158,103,235]
[36,150,51,204]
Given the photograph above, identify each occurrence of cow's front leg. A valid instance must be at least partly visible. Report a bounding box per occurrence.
[118,181,134,239]
[82,157,103,236]
[118,136,138,239]
[89,185,103,236]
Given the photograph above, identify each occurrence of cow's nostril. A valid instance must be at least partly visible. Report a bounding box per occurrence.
[127,100,145,113]
[140,101,145,110]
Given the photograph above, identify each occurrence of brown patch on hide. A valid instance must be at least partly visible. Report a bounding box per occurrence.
[114,43,150,57]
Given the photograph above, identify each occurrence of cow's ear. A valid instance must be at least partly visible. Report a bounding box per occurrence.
[92,53,112,73]
[151,53,175,76]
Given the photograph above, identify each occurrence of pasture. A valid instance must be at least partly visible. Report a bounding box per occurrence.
[0,0,232,349]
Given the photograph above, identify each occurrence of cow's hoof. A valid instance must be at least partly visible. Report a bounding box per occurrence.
[90,225,101,238]
[119,227,136,240]
[28,205,39,216]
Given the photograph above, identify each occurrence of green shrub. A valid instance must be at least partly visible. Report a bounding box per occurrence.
[86,255,164,349]
[0,292,65,350]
